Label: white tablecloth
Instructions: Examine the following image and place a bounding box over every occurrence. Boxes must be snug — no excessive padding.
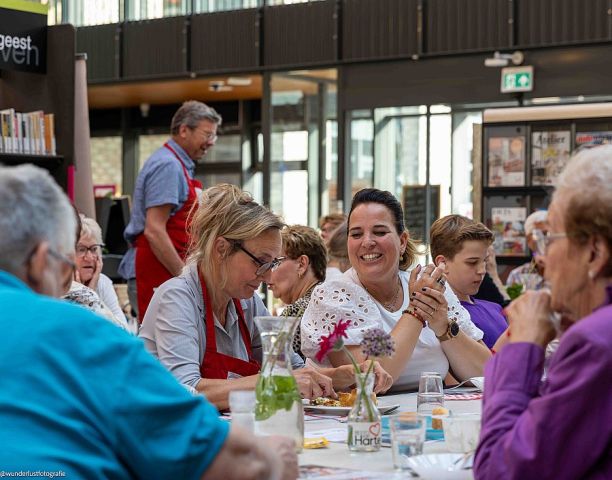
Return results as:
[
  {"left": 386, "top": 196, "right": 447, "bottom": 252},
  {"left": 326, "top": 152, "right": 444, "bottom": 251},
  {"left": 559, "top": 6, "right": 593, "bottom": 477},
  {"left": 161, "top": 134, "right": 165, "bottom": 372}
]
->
[{"left": 300, "top": 391, "right": 481, "bottom": 476}]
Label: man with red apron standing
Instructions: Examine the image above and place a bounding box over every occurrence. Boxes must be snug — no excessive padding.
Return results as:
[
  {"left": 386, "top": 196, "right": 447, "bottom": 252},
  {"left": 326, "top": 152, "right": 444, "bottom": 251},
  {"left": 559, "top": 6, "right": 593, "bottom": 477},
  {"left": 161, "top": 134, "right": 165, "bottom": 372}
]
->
[{"left": 118, "top": 101, "right": 222, "bottom": 322}]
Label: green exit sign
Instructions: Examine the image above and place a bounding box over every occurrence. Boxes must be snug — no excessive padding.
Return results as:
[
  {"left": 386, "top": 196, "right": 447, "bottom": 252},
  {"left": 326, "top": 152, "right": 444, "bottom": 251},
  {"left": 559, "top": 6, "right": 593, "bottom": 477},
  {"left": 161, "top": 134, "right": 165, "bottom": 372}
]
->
[{"left": 501, "top": 66, "right": 534, "bottom": 93}]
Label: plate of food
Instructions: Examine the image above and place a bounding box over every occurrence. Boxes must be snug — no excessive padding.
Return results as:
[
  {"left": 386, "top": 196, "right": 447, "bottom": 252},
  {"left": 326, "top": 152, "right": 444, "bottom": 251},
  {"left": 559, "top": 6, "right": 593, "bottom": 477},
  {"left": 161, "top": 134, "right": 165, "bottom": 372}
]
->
[{"left": 303, "top": 391, "right": 399, "bottom": 415}]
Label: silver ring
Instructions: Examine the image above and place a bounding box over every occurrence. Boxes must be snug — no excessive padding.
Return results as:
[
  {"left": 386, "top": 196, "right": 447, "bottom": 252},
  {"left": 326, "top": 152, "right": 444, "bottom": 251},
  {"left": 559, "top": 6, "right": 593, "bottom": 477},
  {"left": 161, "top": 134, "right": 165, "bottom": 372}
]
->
[{"left": 436, "top": 277, "right": 446, "bottom": 287}]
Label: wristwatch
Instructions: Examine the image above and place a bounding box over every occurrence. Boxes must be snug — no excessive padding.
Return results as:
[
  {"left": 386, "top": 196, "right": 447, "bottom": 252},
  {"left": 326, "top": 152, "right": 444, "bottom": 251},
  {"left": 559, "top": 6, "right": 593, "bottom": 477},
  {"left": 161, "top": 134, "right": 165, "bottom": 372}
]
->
[{"left": 436, "top": 319, "right": 460, "bottom": 342}]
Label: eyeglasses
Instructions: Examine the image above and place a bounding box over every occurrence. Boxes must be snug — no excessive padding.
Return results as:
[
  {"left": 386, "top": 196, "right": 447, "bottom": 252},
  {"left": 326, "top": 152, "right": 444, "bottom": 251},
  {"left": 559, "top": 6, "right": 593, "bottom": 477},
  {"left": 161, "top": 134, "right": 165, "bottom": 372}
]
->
[
  {"left": 75, "top": 244, "right": 104, "bottom": 257},
  {"left": 228, "top": 240, "right": 285, "bottom": 276},
  {"left": 190, "top": 127, "right": 218, "bottom": 143},
  {"left": 532, "top": 229, "right": 567, "bottom": 256}
]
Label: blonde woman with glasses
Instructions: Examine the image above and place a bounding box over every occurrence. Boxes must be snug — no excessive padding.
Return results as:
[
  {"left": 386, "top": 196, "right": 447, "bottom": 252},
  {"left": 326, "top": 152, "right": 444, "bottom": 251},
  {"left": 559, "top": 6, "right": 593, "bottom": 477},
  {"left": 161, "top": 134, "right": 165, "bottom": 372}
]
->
[{"left": 140, "top": 184, "right": 359, "bottom": 410}]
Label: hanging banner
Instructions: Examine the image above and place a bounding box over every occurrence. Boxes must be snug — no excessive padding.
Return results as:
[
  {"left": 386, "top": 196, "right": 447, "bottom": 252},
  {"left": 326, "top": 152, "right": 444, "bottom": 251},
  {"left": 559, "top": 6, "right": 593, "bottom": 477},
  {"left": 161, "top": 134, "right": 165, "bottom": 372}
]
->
[{"left": 0, "top": 0, "right": 48, "bottom": 73}]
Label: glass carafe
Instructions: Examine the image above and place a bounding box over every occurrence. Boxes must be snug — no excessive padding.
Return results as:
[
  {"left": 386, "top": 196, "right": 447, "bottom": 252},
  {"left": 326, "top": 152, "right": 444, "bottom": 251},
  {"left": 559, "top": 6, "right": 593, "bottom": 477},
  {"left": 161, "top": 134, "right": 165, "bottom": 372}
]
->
[
  {"left": 347, "top": 372, "right": 381, "bottom": 452},
  {"left": 253, "top": 315, "right": 304, "bottom": 452}
]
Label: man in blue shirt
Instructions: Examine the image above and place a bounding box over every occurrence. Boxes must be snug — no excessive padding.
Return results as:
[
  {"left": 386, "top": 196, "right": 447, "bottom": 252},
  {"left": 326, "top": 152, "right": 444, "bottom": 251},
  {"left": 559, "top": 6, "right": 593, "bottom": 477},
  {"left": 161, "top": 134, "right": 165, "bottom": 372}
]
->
[
  {"left": 0, "top": 165, "right": 297, "bottom": 480},
  {"left": 119, "top": 100, "right": 221, "bottom": 320}
]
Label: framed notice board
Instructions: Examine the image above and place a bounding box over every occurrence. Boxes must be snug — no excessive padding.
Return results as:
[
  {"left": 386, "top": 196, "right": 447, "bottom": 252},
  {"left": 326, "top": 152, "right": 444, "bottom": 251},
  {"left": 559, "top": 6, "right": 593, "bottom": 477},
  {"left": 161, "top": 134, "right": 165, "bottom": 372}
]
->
[{"left": 402, "top": 184, "right": 440, "bottom": 243}]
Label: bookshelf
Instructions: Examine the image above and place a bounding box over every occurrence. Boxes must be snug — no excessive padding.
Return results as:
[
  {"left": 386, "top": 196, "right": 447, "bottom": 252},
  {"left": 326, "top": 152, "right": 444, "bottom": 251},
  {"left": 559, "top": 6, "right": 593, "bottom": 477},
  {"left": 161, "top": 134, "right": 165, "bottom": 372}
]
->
[{"left": 0, "top": 24, "right": 75, "bottom": 190}]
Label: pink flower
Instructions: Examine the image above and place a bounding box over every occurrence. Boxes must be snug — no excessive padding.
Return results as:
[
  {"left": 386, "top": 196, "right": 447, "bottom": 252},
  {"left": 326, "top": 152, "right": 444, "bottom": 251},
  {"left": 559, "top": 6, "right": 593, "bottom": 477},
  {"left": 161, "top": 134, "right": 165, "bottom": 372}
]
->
[{"left": 316, "top": 319, "right": 351, "bottom": 362}]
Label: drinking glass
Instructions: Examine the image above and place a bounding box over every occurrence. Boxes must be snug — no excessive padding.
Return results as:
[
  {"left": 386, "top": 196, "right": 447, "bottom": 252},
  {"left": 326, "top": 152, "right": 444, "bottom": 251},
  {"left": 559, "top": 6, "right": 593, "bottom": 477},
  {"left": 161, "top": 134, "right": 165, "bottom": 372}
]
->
[
  {"left": 390, "top": 414, "right": 426, "bottom": 470},
  {"left": 518, "top": 273, "right": 540, "bottom": 292},
  {"left": 229, "top": 390, "right": 256, "bottom": 433},
  {"left": 442, "top": 413, "right": 482, "bottom": 453},
  {"left": 416, "top": 372, "right": 444, "bottom": 414}
]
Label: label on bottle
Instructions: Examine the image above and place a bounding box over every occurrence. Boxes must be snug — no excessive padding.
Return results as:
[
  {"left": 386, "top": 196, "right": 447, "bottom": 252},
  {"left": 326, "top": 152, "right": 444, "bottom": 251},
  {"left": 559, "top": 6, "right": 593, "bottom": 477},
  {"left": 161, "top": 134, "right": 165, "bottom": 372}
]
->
[{"left": 347, "top": 421, "right": 381, "bottom": 449}]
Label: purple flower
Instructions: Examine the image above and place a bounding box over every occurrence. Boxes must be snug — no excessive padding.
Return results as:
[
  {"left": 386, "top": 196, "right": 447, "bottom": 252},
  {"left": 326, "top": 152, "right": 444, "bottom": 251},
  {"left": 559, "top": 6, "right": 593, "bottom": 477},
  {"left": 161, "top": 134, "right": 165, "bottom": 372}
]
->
[{"left": 360, "top": 328, "right": 395, "bottom": 358}]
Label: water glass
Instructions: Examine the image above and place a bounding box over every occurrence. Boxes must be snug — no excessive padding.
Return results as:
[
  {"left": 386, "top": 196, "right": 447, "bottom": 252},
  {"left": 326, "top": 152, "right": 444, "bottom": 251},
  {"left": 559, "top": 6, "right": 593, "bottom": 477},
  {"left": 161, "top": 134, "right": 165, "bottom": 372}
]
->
[
  {"left": 390, "top": 414, "right": 426, "bottom": 470},
  {"left": 229, "top": 390, "right": 256, "bottom": 432},
  {"left": 442, "top": 413, "right": 482, "bottom": 453},
  {"left": 519, "top": 273, "right": 541, "bottom": 292},
  {"left": 417, "top": 372, "right": 444, "bottom": 414}
]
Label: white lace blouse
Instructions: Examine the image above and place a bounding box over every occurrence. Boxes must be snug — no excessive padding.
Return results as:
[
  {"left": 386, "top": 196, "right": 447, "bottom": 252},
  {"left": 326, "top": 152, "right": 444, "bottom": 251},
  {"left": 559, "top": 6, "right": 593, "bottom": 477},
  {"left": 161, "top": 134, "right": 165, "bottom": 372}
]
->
[{"left": 301, "top": 268, "right": 483, "bottom": 391}]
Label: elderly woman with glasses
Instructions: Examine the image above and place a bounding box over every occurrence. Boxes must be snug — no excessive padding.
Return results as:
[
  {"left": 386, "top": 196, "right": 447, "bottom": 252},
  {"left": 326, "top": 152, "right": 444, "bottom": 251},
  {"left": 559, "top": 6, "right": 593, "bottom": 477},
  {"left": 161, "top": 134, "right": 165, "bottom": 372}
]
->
[
  {"left": 73, "top": 215, "right": 128, "bottom": 325},
  {"left": 140, "top": 184, "right": 347, "bottom": 410},
  {"left": 474, "top": 146, "right": 612, "bottom": 480},
  {"left": 62, "top": 213, "right": 134, "bottom": 332},
  {"left": 505, "top": 210, "right": 549, "bottom": 291}
]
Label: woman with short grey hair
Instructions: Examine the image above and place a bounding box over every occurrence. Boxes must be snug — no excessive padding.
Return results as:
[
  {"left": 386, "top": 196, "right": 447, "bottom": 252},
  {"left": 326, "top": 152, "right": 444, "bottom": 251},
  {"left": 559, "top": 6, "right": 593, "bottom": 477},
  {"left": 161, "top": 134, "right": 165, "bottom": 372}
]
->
[
  {"left": 76, "top": 215, "right": 129, "bottom": 327},
  {"left": 474, "top": 145, "right": 612, "bottom": 479}
]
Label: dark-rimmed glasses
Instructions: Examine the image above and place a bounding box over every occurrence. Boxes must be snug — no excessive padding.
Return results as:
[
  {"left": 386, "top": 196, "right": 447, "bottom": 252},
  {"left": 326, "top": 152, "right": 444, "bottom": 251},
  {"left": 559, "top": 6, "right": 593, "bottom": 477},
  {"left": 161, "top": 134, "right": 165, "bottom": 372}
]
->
[
  {"left": 75, "top": 243, "right": 104, "bottom": 257},
  {"left": 228, "top": 240, "right": 285, "bottom": 276},
  {"left": 532, "top": 229, "right": 567, "bottom": 256}
]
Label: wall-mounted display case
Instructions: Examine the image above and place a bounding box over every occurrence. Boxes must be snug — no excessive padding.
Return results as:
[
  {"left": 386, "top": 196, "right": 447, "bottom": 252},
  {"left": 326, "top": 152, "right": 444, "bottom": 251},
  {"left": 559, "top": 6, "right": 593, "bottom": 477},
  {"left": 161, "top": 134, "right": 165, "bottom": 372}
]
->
[{"left": 481, "top": 103, "right": 612, "bottom": 276}]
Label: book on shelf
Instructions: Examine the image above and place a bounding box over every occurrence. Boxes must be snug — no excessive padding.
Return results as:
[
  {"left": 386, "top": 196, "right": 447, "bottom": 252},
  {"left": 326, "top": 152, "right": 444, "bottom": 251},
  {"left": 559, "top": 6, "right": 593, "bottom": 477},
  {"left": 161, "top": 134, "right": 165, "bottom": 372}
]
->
[
  {"left": 531, "top": 130, "right": 571, "bottom": 186},
  {"left": 0, "top": 108, "right": 56, "bottom": 156},
  {"left": 487, "top": 135, "right": 526, "bottom": 187},
  {"left": 491, "top": 207, "right": 527, "bottom": 256}
]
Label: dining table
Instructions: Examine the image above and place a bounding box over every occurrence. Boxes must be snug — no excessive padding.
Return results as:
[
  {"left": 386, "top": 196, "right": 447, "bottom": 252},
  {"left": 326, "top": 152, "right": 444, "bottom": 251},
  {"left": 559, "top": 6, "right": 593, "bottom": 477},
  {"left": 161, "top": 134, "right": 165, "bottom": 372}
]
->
[{"left": 299, "top": 389, "right": 482, "bottom": 478}]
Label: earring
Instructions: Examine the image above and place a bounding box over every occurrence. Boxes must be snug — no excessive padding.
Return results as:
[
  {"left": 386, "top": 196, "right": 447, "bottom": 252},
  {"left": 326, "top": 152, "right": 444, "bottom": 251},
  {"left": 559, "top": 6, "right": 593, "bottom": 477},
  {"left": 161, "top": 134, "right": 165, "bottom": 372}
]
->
[
  {"left": 298, "top": 271, "right": 304, "bottom": 279},
  {"left": 588, "top": 270, "right": 596, "bottom": 280}
]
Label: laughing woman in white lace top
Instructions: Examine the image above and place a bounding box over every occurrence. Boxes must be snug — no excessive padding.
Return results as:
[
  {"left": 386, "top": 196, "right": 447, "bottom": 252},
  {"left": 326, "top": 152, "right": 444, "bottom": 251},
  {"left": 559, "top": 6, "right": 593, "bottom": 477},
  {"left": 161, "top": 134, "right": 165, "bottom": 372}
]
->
[{"left": 301, "top": 188, "right": 491, "bottom": 391}]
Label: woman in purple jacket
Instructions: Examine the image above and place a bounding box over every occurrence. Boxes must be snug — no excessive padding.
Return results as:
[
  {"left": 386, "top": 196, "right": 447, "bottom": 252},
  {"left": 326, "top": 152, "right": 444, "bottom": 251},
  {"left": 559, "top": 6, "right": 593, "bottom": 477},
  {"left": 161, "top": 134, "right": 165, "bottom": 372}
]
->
[{"left": 474, "top": 145, "right": 612, "bottom": 480}]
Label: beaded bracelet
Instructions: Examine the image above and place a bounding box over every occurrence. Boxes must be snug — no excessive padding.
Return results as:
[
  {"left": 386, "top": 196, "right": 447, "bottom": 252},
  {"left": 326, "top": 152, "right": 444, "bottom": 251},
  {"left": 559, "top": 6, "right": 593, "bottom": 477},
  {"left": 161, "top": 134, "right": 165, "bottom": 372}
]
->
[{"left": 402, "top": 307, "right": 426, "bottom": 328}]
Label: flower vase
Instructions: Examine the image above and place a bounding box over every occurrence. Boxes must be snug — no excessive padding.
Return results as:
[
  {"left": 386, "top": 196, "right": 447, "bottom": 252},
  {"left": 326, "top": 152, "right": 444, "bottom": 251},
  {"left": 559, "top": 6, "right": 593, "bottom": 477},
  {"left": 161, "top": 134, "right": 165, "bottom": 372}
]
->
[
  {"left": 253, "top": 316, "right": 304, "bottom": 452},
  {"left": 347, "top": 372, "right": 381, "bottom": 452}
]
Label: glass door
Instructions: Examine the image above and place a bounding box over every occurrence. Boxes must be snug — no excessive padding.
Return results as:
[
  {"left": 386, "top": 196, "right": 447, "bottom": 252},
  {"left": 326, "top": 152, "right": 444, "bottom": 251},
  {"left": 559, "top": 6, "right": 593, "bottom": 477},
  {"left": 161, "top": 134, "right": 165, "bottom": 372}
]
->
[
  {"left": 266, "top": 69, "right": 337, "bottom": 227},
  {"left": 346, "top": 104, "right": 476, "bottom": 248}
]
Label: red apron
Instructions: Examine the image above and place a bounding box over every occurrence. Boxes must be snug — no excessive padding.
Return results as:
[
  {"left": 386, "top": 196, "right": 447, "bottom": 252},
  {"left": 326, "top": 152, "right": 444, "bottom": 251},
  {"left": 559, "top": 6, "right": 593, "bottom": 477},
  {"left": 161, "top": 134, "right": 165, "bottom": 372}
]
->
[
  {"left": 198, "top": 270, "right": 261, "bottom": 379},
  {"left": 134, "top": 142, "right": 202, "bottom": 322}
]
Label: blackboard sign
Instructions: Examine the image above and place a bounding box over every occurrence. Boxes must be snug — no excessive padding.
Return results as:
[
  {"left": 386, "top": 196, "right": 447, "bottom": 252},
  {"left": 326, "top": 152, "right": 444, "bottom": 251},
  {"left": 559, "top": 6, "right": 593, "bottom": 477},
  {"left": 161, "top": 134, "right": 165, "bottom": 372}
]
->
[
  {"left": 0, "top": 2, "right": 47, "bottom": 74},
  {"left": 402, "top": 185, "right": 440, "bottom": 242}
]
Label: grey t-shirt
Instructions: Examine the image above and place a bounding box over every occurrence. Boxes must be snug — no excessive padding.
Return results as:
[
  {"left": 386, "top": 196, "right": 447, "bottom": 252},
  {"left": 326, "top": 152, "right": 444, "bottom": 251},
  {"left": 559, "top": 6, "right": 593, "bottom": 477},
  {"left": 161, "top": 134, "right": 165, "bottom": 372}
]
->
[{"left": 139, "top": 263, "right": 303, "bottom": 388}]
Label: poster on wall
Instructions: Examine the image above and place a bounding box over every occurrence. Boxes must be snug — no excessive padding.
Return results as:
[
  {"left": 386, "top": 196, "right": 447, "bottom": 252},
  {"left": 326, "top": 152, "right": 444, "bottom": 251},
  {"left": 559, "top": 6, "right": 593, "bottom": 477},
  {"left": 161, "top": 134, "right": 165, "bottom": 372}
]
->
[
  {"left": 487, "top": 136, "right": 525, "bottom": 186},
  {"left": 531, "top": 131, "right": 571, "bottom": 186},
  {"left": 491, "top": 207, "right": 527, "bottom": 256},
  {"left": 575, "top": 131, "right": 612, "bottom": 149}
]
